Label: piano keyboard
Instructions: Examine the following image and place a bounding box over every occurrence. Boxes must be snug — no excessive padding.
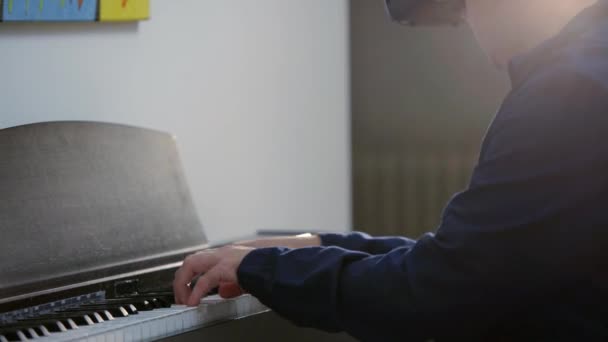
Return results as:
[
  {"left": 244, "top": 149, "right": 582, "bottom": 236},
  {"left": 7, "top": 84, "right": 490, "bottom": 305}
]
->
[{"left": 0, "top": 295, "right": 267, "bottom": 342}]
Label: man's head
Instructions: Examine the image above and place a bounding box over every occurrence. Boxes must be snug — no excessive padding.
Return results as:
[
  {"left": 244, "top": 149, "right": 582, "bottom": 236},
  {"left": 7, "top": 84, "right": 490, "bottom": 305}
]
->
[
  {"left": 387, "top": 0, "right": 598, "bottom": 68},
  {"left": 464, "top": 0, "right": 597, "bottom": 68}
]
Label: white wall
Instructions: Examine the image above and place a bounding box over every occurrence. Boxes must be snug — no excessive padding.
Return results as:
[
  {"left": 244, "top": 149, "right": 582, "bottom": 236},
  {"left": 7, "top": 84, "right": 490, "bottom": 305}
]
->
[{"left": 0, "top": 0, "right": 351, "bottom": 243}]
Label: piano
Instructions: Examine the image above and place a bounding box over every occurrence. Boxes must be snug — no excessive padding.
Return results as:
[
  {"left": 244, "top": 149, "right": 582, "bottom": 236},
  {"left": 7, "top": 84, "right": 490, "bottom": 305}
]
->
[{"left": 0, "top": 122, "right": 355, "bottom": 342}]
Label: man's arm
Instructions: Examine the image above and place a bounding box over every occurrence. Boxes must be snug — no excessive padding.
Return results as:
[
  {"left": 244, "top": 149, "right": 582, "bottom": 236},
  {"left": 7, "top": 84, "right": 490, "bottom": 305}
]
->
[
  {"left": 319, "top": 231, "right": 416, "bottom": 254},
  {"left": 175, "top": 67, "right": 608, "bottom": 340},
  {"left": 237, "top": 231, "right": 416, "bottom": 255}
]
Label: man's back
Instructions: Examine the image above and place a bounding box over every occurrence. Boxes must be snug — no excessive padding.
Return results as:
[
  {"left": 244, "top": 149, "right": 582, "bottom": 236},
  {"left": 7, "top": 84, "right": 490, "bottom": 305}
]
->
[{"left": 454, "top": 3, "right": 608, "bottom": 337}]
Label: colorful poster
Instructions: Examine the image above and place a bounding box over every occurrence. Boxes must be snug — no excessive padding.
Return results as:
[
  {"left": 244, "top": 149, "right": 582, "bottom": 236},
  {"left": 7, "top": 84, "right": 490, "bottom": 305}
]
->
[
  {"left": 2, "top": 0, "right": 97, "bottom": 21},
  {"left": 99, "top": 0, "right": 149, "bottom": 22}
]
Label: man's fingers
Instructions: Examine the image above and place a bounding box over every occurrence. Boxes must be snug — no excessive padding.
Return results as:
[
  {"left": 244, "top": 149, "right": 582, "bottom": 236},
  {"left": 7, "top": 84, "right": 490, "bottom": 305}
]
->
[
  {"left": 173, "top": 267, "right": 194, "bottom": 305},
  {"left": 218, "top": 282, "right": 244, "bottom": 298},
  {"left": 173, "top": 246, "right": 252, "bottom": 305},
  {"left": 173, "top": 251, "right": 219, "bottom": 304},
  {"left": 187, "top": 268, "right": 221, "bottom": 306}
]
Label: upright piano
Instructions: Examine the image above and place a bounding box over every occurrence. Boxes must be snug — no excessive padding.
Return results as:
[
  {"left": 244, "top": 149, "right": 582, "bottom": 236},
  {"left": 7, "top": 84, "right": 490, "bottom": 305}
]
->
[{"left": 0, "top": 122, "right": 354, "bottom": 342}]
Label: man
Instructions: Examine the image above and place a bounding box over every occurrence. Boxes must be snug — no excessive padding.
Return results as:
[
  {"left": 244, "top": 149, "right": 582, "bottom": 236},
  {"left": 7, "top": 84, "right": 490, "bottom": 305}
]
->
[{"left": 174, "top": 0, "right": 608, "bottom": 340}]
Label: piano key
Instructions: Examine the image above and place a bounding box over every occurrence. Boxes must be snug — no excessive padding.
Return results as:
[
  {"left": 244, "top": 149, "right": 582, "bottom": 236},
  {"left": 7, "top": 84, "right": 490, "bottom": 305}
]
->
[
  {"left": 32, "top": 320, "right": 67, "bottom": 333},
  {"left": 24, "top": 329, "right": 38, "bottom": 339},
  {"left": 0, "top": 329, "right": 27, "bottom": 342},
  {"left": 1, "top": 322, "right": 51, "bottom": 337},
  {"left": 95, "top": 311, "right": 114, "bottom": 321},
  {"left": 129, "top": 291, "right": 173, "bottom": 297},
  {"left": 56, "top": 309, "right": 114, "bottom": 322},
  {"left": 123, "top": 293, "right": 176, "bottom": 305},
  {"left": 0, "top": 335, "right": 8, "bottom": 342},
  {"left": 54, "top": 319, "right": 78, "bottom": 330},
  {"left": 147, "top": 298, "right": 170, "bottom": 309},
  {"left": 81, "top": 304, "right": 137, "bottom": 316},
  {"left": 76, "top": 310, "right": 114, "bottom": 323},
  {"left": 4, "top": 321, "right": 64, "bottom": 336},
  {"left": 35, "top": 313, "right": 98, "bottom": 326},
  {"left": 49, "top": 309, "right": 108, "bottom": 324},
  {"left": 34, "top": 325, "right": 51, "bottom": 336},
  {"left": 18, "top": 318, "right": 78, "bottom": 330},
  {"left": 63, "top": 306, "right": 129, "bottom": 319},
  {"left": 96, "top": 299, "right": 154, "bottom": 311},
  {"left": 110, "top": 296, "right": 172, "bottom": 308}
]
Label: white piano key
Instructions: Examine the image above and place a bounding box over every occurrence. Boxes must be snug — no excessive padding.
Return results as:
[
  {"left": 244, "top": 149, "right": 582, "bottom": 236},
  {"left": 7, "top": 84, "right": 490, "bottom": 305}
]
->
[
  {"left": 95, "top": 334, "right": 105, "bottom": 342},
  {"left": 140, "top": 322, "right": 150, "bottom": 341},
  {"left": 115, "top": 330, "right": 124, "bottom": 342},
  {"left": 123, "top": 328, "right": 132, "bottom": 342}
]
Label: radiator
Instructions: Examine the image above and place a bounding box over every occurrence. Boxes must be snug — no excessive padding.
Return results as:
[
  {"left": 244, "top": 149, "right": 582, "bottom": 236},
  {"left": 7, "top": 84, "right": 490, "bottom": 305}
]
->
[{"left": 353, "top": 148, "right": 478, "bottom": 238}]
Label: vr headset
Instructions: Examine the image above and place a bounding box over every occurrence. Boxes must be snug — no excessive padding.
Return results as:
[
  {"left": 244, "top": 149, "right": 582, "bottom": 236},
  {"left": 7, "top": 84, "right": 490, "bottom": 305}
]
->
[{"left": 385, "top": 0, "right": 466, "bottom": 26}]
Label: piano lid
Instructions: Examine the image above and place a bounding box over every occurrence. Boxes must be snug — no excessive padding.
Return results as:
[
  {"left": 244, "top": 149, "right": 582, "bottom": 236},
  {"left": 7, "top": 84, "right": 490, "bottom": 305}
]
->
[{"left": 0, "top": 121, "right": 207, "bottom": 303}]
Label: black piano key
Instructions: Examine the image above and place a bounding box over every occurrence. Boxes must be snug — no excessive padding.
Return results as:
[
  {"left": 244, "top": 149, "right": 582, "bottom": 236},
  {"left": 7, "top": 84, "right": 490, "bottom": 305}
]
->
[
  {"left": 11, "top": 320, "right": 63, "bottom": 334},
  {"left": 23, "top": 328, "right": 38, "bottom": 339},
  {"left": 21, "top": 320, "right": 67, "bottom": 333},
  {"left": 1, "top": 323, "right": 49, "bottom": 337},
  {"left": 82, "top": 303, "right": 137, "bottom": 315},
  {"left": 138, "top": 287, "right": 218, "bottom": 298},
  {"left": 76, "top": 305, "right": 130, "bottom": 318},
  {"left": 130, "top": 299, "right": 157, "bottom": 310},
  {"left": 0, "top": 329, "right": 27, "bottom": 342},
  {"left": 33, "top": 312, "right": 96, "bottom": 326},
  {"left": 138, "top": 296, "right": 174, "bottom": 307},
  {"left": 39, "top": 311, "right": 96, "bottom": 326},
  {"left": 55, "top": 309, "right": 113, "bottom": 322},
  {"left": 0, "top": 322, "right": 56, "bottom": 340},
  {"left": 138, "top": 296, "right": 175, "bottom": 305},
  {"left": 48, "top": 321, "right": 67, "bottom": 333},
  {"left": 133, "top": 291, "right": 174, "bottom": 297},
  {"left": 17, "top": 317, "right": 79, "bottom": 330},
  {"left": 94, "top": 311, "right": 114, "bottom": 321},
  {"left": 32, "top": 325, "right": 50, "bottom": 337},
  {"left": 69, "top": 315, "right": 95, "bottom": 326},
  {"left": 147, "top": 298, "right": 170, "bottom": 309},
  {"left": 58, "top": 319, "right": 78, "bottom": 330},
  {"left": 91, "top": 298, "right": 155, "bottom": 311}
]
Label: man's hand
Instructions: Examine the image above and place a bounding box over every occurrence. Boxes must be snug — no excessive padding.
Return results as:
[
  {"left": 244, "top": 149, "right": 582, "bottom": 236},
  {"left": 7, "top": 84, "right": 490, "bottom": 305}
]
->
[{"left": 173, "top": 245, "right": 255, "bottom": 306}]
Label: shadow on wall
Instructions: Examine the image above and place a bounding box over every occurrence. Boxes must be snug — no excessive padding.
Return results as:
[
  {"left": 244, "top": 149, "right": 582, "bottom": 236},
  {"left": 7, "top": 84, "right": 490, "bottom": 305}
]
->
[{"left": 354, "top": 146, "right": 479, "bottom": 238}]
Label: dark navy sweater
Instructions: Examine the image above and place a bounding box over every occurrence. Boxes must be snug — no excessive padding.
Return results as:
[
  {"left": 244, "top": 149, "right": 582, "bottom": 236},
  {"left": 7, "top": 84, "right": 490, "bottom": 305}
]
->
[{"left": 238, "top": 2, "right": 608, "bottom": 340}]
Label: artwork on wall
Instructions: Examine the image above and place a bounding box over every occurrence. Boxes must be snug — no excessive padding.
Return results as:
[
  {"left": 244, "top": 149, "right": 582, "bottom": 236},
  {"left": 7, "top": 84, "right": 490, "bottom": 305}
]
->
[
  {"left": 0, "top": 0, "right": 149, "bottom": 22},
  {"left": 99, "top": 0, "right": 148, "bottom": 22}
]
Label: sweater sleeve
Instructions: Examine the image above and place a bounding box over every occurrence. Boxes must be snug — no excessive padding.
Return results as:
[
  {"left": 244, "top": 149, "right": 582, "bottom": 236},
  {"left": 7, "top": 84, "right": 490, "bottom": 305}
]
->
[{"left": 319, "top": 231, "right": 416, "bottom": 254}]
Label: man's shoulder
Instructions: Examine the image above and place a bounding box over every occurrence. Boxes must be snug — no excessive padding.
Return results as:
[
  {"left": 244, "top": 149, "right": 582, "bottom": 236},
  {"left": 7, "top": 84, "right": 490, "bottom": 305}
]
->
[
  {"left": 506, "top": 46, "right": 608, "bottom": 124},
  {"left": 519, "top": 25, "right": 608, "bottom": 101},
  {"left": 486, "top": 37, "right": 608, "bottom": 159}
]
